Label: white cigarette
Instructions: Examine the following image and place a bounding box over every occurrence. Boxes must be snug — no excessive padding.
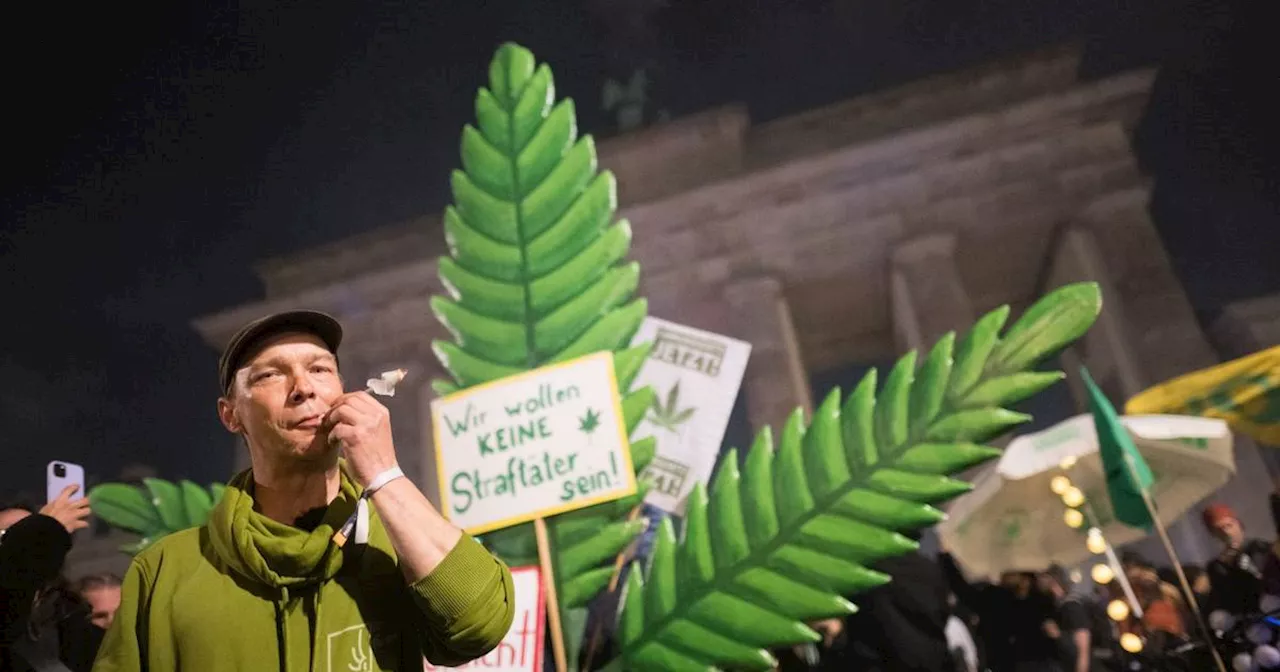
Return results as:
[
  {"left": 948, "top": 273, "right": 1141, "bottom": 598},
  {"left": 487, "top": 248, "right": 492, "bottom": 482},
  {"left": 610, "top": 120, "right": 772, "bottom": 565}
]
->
[{"left": 366, "top": 368, "right": 408, "bottom": 397}]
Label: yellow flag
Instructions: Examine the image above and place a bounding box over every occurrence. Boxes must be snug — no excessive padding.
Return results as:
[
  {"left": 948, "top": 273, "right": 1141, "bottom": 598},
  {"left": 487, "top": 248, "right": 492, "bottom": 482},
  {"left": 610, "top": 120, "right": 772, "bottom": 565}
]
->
[{"left": 1125, "top": 345, "right": 1280, "bottom": 446}]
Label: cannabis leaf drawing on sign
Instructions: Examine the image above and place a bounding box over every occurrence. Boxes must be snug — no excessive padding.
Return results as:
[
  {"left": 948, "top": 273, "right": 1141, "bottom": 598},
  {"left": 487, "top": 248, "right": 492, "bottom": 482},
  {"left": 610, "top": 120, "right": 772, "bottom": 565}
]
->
[
  {"left": 578, "top": 408, "right": 602, "bottom": 442},
  {"left": 648, "top": 381, "right": 697, "bottom": 434}
]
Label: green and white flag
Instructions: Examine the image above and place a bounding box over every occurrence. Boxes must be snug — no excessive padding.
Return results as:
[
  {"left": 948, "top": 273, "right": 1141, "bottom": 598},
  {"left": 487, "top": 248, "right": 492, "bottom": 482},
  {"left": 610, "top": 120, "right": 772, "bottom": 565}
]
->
[{"left": 1082, "top": 368, "right": 1155, "bottom": 529}]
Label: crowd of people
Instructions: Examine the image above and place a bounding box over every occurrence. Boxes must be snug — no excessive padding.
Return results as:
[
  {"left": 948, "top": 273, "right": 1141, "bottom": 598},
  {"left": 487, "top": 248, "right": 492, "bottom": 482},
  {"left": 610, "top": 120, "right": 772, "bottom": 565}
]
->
[{"left": 769, "top": 493, "right": 1280, "bottom": 672}]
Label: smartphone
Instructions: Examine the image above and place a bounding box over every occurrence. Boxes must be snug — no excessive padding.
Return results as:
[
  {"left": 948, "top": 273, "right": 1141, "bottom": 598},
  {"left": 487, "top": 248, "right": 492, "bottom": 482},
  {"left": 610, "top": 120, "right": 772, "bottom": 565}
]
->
[{"left": 47, "top": 461, "right": 85, "bottom": 504}]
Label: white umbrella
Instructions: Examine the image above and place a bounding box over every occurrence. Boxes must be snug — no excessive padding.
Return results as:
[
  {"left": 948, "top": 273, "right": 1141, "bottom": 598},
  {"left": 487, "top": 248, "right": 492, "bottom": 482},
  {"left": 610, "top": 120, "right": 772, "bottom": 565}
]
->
[{"left": 938, "top": 413, "right": 1234, "bottom": 578}]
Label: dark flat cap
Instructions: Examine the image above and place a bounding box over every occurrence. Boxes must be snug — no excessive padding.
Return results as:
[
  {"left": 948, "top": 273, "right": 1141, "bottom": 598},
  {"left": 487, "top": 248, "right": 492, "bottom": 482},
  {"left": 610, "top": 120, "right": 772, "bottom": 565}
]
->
[{"left": 218, "top": 310, "right": 343, "bottom": 393}]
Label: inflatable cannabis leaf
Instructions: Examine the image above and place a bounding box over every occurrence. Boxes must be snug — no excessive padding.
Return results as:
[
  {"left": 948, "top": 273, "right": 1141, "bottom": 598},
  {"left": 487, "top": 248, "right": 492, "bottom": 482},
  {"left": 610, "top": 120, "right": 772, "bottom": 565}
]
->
[
  {"left": 607, "top": 282, "right": 1102, "bottom": 671},
  {"left": 429, "top": 42, "right": 656, "bottom": 667},
  {"left": 89, "top": 479, "right": 227, "bottom": 554}
]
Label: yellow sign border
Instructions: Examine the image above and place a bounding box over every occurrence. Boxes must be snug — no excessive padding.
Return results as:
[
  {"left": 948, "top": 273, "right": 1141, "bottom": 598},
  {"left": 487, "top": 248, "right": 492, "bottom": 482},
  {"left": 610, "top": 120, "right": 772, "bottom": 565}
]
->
[{"left": 431, "top": 350, "right": 637, "bottom": 536}]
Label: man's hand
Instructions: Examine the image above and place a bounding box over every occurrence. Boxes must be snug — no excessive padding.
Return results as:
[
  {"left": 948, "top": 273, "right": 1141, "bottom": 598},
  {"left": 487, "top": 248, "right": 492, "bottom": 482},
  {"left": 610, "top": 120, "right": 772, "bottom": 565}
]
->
[
  {"left": 40, "top": 484, "right": 91, "bottom": 533},
  {"left": 323, "top": 391, "right": 399, "bottom": 487}
]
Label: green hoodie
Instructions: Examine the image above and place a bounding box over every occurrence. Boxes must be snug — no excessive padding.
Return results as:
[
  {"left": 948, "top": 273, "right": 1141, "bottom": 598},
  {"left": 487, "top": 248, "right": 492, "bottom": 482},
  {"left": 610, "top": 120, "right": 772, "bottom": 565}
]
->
[{"left": 92, "top": 468, "right": 515, "bottom": 672}]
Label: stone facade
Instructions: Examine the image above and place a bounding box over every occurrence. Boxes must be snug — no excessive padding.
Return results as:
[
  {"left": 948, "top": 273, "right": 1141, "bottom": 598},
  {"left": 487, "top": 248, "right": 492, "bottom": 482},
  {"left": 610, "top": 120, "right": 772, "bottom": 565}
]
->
[
  {"left": 1213, "top": 293, "right": 1280, "bottom": 358},
  {"left": 193, "top": 45, "right": 1273, "bottom": 563}
]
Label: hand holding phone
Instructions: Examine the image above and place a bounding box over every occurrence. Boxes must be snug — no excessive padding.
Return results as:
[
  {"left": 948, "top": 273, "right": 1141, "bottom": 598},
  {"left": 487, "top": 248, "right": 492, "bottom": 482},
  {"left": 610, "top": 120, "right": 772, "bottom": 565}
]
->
[
  {"left": 48, "top": 461, "right": 84, "bottom": 503},
  {"left": 45, "top": 461, "right": 91, "bottom": 534}
]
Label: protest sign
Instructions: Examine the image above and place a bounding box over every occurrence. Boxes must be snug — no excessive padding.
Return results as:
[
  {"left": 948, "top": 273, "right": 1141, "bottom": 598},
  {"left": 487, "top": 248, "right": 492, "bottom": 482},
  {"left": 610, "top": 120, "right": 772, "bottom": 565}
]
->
[
  {"left": 424, "top": 565, "right": 544, "bottom": 671},
  {"left": 629, "top": 317, "right": 751, "bottom": 515},
  {"left": 431, "top": 351, "right": 636, "bottom": 535}
]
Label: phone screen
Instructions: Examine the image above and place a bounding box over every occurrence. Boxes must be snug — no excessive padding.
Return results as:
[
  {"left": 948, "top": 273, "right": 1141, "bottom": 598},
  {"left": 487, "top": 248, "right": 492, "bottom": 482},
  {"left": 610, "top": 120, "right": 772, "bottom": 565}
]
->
[{"left": 47, "top": 461, "right": 86, "bottom": 504}]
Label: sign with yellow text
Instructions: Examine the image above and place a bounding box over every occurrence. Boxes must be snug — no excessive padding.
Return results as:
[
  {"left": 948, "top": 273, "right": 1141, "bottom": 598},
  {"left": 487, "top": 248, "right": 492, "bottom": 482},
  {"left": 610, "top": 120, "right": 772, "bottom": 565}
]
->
[
  {"left": 1126, "top": 345, "right": 1280, "bottom": 446},
  {"left": 431, "top": 351, "right": 635, "bottom": 534}
]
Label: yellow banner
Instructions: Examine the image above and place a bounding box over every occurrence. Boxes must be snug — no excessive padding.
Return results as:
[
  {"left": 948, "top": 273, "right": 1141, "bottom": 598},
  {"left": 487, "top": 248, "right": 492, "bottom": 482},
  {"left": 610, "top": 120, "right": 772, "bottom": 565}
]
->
[{"left": 1125, "top": 345, "right": 1280, "bottom": 446}]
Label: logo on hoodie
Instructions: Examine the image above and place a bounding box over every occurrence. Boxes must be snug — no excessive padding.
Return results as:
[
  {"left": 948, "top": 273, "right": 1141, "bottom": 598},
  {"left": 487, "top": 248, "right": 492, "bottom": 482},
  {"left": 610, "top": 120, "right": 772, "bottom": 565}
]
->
[
  {"left": 326, "top": 623, "right": 399, "bottom": 672},
  {"left": 326, "top": 624, "right": 372, "bottom": 672}
]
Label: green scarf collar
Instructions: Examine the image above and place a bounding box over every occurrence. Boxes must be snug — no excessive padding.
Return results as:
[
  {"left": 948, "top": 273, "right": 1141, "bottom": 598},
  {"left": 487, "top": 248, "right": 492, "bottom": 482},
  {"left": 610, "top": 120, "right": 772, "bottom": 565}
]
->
[{"left": 207, "top": 465, "right": 359, "bottom": 589}]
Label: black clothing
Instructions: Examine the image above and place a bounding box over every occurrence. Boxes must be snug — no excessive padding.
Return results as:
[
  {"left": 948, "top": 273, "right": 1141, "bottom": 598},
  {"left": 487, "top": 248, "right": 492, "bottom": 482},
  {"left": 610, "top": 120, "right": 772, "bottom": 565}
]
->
[
  {"left": 1207, "top": 539, "right": 1271, "bottom": 616},
  {"left": 1054, "top": 597, "right": 1102, "bottom": 672},
  {"left": 940, "top": 553, "right": 1059, "bottom": 672},
  {"left": 1210, "top": 494, "right": 1280, "bottom": 616},
  {"left": 840, "top": 552, "right": 954, "bottom": 672},
  {"left": 0, "top": 513, "right": 102, "bottom": 672}
]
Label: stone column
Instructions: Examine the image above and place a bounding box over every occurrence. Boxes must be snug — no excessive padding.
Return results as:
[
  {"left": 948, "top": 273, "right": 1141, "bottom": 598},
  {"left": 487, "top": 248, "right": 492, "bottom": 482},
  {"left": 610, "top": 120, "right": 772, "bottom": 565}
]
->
[
  {"left": 889, "top": 234, "right": 979, "bottom": 558},
  {"left": 724, "top": 275, "right": 813, "bottom": 434},
  {"left": 1045, "top": 227, "right": 1146, "bottom": 402},
  {"left": 1212, "top": 294, "right": 1280, "bottom": 361},
  {"left": 1045, "top": 224, "right": 1275, "bottom": 565},
  {"left": 890, "top": 233, "right": 976, "bottom": 352},
  {"left": 1211, "top": 294, "right": 1280, "bottom": 477}
]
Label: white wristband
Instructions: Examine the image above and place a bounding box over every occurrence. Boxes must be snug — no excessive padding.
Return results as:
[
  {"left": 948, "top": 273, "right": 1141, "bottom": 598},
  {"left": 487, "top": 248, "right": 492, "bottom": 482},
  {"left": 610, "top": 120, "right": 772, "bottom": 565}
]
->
[{"left": 362, "top": 466, "right": 405, "bottom": 498}]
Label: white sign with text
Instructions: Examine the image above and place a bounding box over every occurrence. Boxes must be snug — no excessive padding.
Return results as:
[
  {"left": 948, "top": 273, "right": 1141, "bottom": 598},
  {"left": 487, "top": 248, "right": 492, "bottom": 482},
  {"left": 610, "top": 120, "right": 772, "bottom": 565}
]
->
[
  {"left": 630, "top": 317, "right": 751, "bottom": 515},
  {"left": 431, "top": 351, "right": 636, "bottom": 534},
  {"left": 424, "top": 565, "right": 544, "bottom": 671}
]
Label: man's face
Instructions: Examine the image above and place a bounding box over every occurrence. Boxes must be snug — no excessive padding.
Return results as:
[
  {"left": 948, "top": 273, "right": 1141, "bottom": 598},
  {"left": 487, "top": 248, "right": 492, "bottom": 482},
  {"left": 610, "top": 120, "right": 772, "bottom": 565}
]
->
[
  {"left": 1213, "top": 517, "right": 1244, "bottom": 547},
  {"left": 217, "top": 332, "right": 344, "bottom": 463},
  {"left": 0, "top": 507, "right": 30, "bottom": 531},
  {"left": 82, "top": 585, "right": 121, "bottom": 630}
]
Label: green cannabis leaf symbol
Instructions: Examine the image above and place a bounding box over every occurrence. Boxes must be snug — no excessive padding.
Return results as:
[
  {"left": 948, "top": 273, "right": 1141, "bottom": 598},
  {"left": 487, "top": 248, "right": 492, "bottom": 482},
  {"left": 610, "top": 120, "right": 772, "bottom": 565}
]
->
[
  {"left": 647, "top": 381, "right": 697, "bottom": 433},
  {"left": 578, "top": 408, "right": 602, "bottom": 437}
]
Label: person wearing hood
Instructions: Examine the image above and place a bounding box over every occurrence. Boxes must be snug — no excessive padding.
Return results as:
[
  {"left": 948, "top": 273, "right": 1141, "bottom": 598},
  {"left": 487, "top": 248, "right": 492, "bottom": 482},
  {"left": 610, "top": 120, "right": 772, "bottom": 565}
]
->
[{"left": 92, "top": 311, "right": 515, "bottom": 672}]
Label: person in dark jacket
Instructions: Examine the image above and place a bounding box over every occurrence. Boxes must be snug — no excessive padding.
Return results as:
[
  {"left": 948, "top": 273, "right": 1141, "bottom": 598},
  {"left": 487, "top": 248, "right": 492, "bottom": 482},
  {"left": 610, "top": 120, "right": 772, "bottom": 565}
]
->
[
  {"left": 0, "top": 486, "right": 99, "bottom": 672},
  {"left": 838, "top": 545, "right": 955, "bottom": 672},
  {"left": 940, "top": 551, "right": 1061, "bottom": 672},
  {"left": 1203, "top": 502, "right": 1271, "bottom": 617}
]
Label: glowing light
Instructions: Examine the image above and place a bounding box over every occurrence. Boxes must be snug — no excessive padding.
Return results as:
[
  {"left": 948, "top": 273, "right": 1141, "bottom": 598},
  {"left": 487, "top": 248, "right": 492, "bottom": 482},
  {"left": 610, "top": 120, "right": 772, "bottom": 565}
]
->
[
  {"left": 1254, "top": 644, "right": 1280, "bottom": 669},
  {"left": 1050, "top": 475, "right": 1072, "bottom": 495},
  {"left": 1120, "top": 633, "right": 1143, "bottom": 653},
  {"left": 1092, "top": 564, "right": 1114, "bottom": 584},
  {"left": 1069, "top": 569, "right": 1083, "bottom": 584},
  {"left": 1062, "top": 487, "right": 1085, "bottom": 508},
  {"left": 1107, "top": 599, "right": 1131, "bottom": 622},
  {"left": 1060, "top": 455, "right": 1078, "bottom": 470},
  {"left": 1210, "top": 610, "right": 1237, "bottom": 632},
  {"left": 1064, "top": 509, "right": 1084, "bottom": 528},
  {"left": 1086, "top": 532, "right": 1107, "bottom": 555}
]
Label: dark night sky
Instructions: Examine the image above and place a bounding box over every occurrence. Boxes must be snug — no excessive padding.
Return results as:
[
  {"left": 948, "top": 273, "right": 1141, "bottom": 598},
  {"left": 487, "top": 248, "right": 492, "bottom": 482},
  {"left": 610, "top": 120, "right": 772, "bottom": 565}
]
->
[{"left": 1, "top": 0, "right": 1276, "bottom": 496}]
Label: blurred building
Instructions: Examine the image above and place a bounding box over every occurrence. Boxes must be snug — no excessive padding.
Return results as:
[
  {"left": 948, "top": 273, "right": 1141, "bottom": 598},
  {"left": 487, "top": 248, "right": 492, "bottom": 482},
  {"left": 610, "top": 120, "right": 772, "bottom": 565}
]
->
[{"left": 193, "top": 45, "right": 1275, "bottom": 565}]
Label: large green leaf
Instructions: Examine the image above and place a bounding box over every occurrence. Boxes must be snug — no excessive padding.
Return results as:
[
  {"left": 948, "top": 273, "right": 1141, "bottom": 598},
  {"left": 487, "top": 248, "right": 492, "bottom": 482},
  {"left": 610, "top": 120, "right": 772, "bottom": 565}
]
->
[
  {"left": 144, "top": 478, "right": 187, "bottom": 531},
  {"left": 179, "top": 480, "right": 215, "bottom": 527},
  {"left": 608, "top": 282, "right": 1102, "bottom": 671},
  {"left": 89, "top": 479, "right": 227, "bottom": 556},
  {"left": 88, "top": 483, "right": 165, "bottom": 536},
  {"left": 430, "top": 42, "right": 658, "bottom": 665}
]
